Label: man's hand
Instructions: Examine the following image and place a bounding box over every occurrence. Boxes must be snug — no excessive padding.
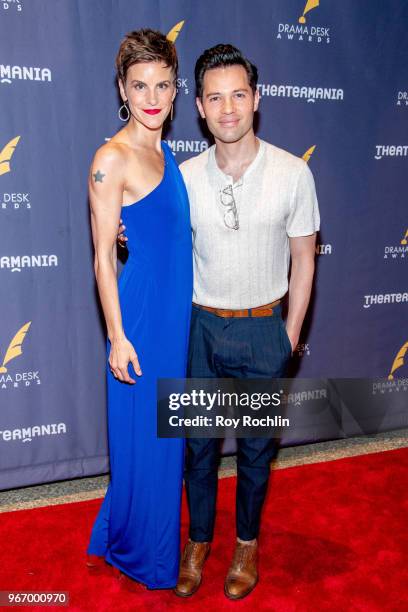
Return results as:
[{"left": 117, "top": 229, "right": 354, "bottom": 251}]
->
[
  {"left": 286, "top": 330, "right": 298, "bottom": 353},
  {"left": 117, "top": 217, "right": 128, "bottom": 248}
]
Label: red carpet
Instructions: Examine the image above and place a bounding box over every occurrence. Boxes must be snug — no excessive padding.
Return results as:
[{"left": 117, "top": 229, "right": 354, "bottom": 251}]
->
[{"left": 0, "top": 447, "right": 407, "bottom": 611}]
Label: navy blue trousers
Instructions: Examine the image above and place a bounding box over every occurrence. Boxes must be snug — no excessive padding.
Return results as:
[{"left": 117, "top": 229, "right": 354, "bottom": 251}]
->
[{"left": 184, "top": 304, "right": 292, "bottom": 541}]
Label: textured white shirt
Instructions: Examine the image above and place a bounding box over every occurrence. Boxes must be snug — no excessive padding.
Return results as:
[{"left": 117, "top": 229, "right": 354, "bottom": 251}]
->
[{"left": 180, "top": 138, "right": 320, "bottom": 309}]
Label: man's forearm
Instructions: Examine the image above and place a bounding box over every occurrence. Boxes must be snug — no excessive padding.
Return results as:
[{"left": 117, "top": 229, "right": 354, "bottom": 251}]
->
[{"left": 286, "top": 256, "right": 315, "bottom": 348}]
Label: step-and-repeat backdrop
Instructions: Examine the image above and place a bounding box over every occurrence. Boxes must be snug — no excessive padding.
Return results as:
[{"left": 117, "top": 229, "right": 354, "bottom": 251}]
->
[{"left": 0, "top": 0, "right": 407, "bottom": 488}]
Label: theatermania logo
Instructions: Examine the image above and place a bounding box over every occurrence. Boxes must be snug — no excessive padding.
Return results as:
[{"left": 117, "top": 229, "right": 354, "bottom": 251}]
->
[
  {"left": 316, "top": 244, "right": 331, "bottom": 255},
  {"left": 257, "top": 83, "right": 343, "bottom": 103},
  {"left": 0, "top": 255, "right": 58, "bottom": 272},
  {"left": 2, "top": 0, "right": 22, "bottom": 11},
  {"left": 363, "top": 292, "right": 408, "bottom": 309},
  {"left": 105, "top": 134, "right": 208, "bottom": 156},
  {"left": 0, "top": 422, "right": 67, "bottom": 443},
  {"left": 374, "top": 145, "right": 408, "bottom": 160},
  {"left": 0, "top": 322, "right": 41, "bottom": 390},
  {"left": 166, "top": 140, "right": 209, "bottom": 155},
  {"left": 281, "top": 387, "right": 327, "bottom": 406},
  {"left": 384, "top": 229, "right": 408, "bottom": 260},
  {"left": 0, "top": 64, "right": 51, "bottom": 85},
  {"left": 277, "top": 0, "right": 331, "bottom": 44},
  {"left": 0, "top": 136, "right": 32, "bottom": 211}
]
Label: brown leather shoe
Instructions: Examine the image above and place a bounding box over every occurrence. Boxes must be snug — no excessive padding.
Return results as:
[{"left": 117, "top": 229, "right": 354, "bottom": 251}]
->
[
  {"left": 174, "top": 540, "right": 211, "bottom": 597},
  {"left": 224, "top": 540, "right": 258, "bottom": 600}
]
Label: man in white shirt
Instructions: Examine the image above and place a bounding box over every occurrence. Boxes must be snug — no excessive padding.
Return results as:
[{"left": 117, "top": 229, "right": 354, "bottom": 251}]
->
[
  {"left": 177, "top": 44, "right": 319, "bottom": 601},
  {"left": 120, "top": 44, "right": 319, "bottom": 600}
]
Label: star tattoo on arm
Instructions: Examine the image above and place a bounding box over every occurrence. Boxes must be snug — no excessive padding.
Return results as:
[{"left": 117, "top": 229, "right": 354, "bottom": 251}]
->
[{"left": 93, "top": 169, "right": 105, "bottom": 183}]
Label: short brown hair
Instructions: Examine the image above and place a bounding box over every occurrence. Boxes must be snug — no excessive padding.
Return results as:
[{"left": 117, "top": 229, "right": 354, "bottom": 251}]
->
[{"left": 116, "top": 28, "right": 178, "bottom": 84}]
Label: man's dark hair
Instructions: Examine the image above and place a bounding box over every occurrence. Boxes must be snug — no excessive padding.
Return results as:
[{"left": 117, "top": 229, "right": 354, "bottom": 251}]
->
[{"left": 194, "top": 44, "right": 258, "bottom": 99}]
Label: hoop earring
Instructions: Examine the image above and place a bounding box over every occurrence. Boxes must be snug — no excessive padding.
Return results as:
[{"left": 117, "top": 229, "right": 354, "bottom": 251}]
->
[
  {"left": 118, "top": 101, "right": 130, "bottom": 122},
  {"left": 170, "top": 103, "right": 174, "bottom": 121}
]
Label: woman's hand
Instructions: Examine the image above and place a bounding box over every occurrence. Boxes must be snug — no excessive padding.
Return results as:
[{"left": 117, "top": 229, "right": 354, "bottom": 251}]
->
[
  {"left": 109, "top": 336, "right": 142, "bottom": 383},
  {"left": 117, "top": 218, "right": 128, "bottom": 248}
]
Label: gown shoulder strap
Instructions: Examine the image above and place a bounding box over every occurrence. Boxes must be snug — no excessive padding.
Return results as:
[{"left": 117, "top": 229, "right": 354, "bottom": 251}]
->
[{"left": 161, "top": 140, "right": 176, "bottom": 163}]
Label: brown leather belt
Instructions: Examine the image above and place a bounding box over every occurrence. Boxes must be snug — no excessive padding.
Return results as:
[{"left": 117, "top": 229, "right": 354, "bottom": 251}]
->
[{"left": 192, "top": 299, "right": 281, "bottom": 318}]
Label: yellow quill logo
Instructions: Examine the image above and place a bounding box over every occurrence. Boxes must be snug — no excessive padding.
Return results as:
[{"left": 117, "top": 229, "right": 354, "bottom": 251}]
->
[
  {"left": 302, "top": 145, "right": 316, "bottom": 163},
  {"left": 166, "top": 20, "right": 185, "bottom": 43},
  {"left": 0, "top": 322, "right": 31, "bottom": 374},
  {"left": 401, "top": 229, "right": 408, "bottom": 245},
  {"left": 388, "top": 341, "right": 408, "bottom": 380},
  {"left": 0, "top": 136, "right": 21, "bottom": 177},
  {"left": 299, "top": 0, "right": 320, "bottom": 24}
]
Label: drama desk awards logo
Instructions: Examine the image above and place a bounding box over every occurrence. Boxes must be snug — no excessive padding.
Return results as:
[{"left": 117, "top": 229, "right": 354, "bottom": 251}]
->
[
  {"left": 388, "top": 342, "right": 408, "bottom": 381},
  {"left": 167, "top": 20, "right": 189, "bottom": 94},
  {"left": 294, "top": 342, "right": 311, "bottom": 357},
  {"left": 166, "top": 20, "right": 184, "bottom": 42},
  {"left": 302, "top": 145, "right": 316, "bottom": 163},
  {"left": 2, "top": 0, "right": 22, "bottom": 11},
  {"left": 302, "top": 145, "right": 332, "bottom": 257},
  {"left": 396, "top": 91, "right": 408, "bottom": 107},
  {"left": 373, "top": 341, "right": 408, "bottom": 395},
  {"left": 0, "top": 136, "right": 32, "bottom": 211},
  {"left": 0, "top": 136, "right": 20, "bottom": 177},
  {"left": 373, "top": 342, "right": 408, "bottom": 395},
  {"left": 0, "top": 322, "right": 41, "bottom": 389},
  {"left": 299, "top": 0, "right": 319, "bottom": 23},
  {"left": 383, "top": 228, "right": 408, "bottom": 260},
  {"left": 277, "top": 0, "right": 331, "bottom": 44}
]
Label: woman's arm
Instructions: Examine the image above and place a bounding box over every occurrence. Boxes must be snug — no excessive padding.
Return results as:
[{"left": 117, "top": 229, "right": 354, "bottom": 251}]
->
[{"left": 89, "top": 145, "right": 141, "bottom": 383}]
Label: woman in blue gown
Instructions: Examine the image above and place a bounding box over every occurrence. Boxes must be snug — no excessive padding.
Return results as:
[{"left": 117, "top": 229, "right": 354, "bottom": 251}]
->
[{"left": 86, "top": 29, "right": 192, "bottom": 589}]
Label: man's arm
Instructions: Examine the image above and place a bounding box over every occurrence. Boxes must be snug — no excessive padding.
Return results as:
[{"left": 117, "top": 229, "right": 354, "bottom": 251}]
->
[{"left": 285, "top": 234, "right": 316, "bottom": 351}]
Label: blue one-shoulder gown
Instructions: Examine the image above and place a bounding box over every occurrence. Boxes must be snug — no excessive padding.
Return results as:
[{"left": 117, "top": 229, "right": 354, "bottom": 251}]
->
[{"left": 87, "top": 142, "right": 192, "bottom": 589}]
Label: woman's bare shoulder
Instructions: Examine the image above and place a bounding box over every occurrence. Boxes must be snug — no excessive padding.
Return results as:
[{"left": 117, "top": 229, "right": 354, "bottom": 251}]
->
[{"left": 91, "top": 140, "right": 128, "bottom": 172}]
